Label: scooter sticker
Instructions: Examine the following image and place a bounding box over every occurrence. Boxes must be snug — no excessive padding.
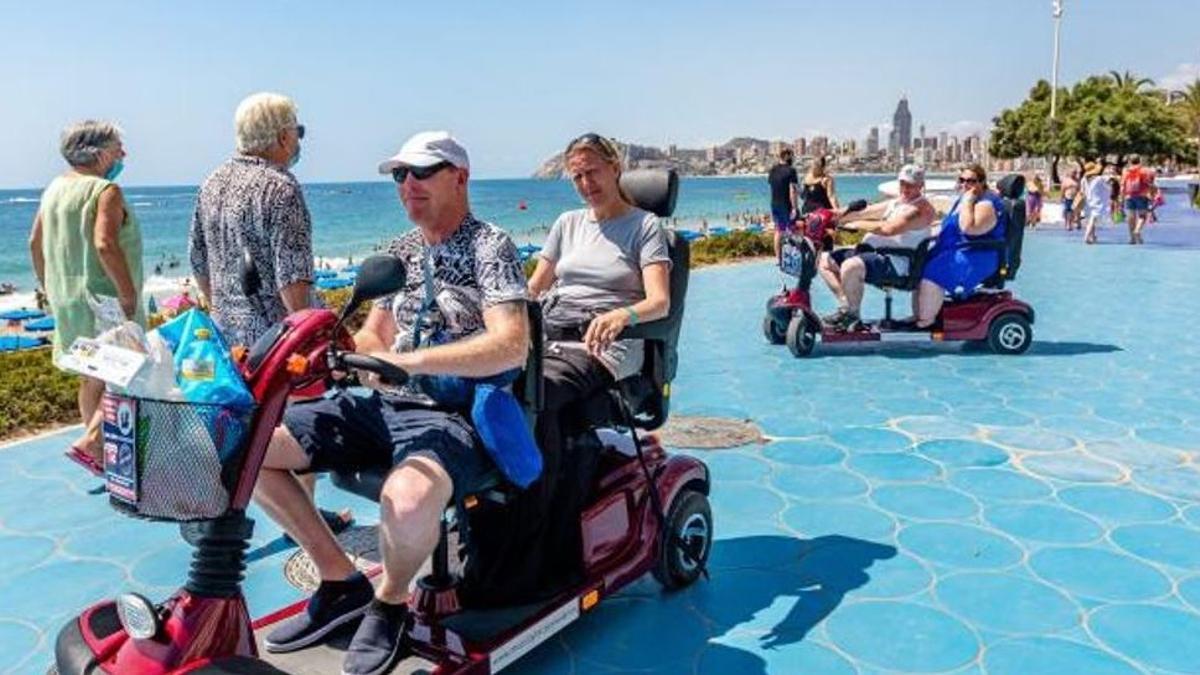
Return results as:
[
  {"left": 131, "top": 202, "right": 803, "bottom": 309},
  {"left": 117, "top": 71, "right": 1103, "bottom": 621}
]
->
[
  {"left": 103, "top": 396, "right": 138, "bottom": 504},
  {"left": 489, "top": 597, "right": 580, "bottom": 672}
]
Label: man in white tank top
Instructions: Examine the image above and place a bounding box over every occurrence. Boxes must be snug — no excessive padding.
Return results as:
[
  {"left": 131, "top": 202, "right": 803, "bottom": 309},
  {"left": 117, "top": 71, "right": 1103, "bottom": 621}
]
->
[{"left": 818, "top": 164, "right": 936, "bottom": 330}]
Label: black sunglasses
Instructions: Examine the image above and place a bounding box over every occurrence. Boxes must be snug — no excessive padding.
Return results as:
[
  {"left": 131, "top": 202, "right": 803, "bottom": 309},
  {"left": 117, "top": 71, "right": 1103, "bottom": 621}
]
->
[
  {"left": 957, "top": 176, "right": 979, "bottom": 185},
  {"left": 391, "top": 161, "right": 453, "bottom": 184},
  {"left": 296, "top": 124, "right": 305, "bottom": 140},
  {"left": 566, "top": 132, "right": 618, "bottom": 159}
]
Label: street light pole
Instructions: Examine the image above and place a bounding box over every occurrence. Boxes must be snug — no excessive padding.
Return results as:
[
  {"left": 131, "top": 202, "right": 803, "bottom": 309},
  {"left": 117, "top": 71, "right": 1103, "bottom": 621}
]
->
[{"left": 1050, "top": 0, "right": 1063, "bottom": 120}]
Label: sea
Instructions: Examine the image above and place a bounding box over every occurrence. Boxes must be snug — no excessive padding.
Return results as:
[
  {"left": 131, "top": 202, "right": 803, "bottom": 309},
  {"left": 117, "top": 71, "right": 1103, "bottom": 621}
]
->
[{"left": 0, "top": 175, "right": 890, "bottom": 309}]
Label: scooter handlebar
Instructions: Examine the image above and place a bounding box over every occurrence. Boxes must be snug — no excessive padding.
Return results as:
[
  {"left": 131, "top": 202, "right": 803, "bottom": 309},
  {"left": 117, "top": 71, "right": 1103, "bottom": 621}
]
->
[{"left": 338, "top": 352, "right": 410, "bottom": 387}]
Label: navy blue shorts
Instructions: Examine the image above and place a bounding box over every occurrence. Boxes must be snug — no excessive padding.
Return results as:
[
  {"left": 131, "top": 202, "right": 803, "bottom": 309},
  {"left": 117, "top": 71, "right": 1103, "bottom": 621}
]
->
[
  {"left": 771, "top": 206, "right": 795, "bottom": 231},
  {"left": 1124, "top": 195, "right": 1151, "bottom": 212},
  {"left": 283, "top": 388, "right": 492, "bottom": 500},
  {"left": 830, "top": 248, "right": 904, "bottom": 286}
]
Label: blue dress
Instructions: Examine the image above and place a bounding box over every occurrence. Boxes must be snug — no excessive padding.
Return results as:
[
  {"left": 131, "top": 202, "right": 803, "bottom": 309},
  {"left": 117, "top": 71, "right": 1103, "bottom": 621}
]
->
[{"left": 922, "top": 192, "right": 1007, "bottom": 296}]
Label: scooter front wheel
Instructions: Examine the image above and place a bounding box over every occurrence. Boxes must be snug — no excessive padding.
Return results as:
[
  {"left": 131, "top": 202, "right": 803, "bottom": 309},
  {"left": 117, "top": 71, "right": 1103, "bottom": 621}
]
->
[
  {"left": 786, "top": 316, "right": 817, "bottom": 357},
  {"left": 762, "top": 316, "right": 786, "bottom": 345},
  {"left": 986, "top": 312, "right": 1033, "bottom": 355}
]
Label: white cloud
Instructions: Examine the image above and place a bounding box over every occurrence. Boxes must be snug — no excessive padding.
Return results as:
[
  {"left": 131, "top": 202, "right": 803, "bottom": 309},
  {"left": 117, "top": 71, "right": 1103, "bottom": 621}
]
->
[
  {"left": 944, "top": 120, "right": 988, "bottom": 138},
  {"left": 1159, "top": 63, "right": 1200, "bottom": 92}
]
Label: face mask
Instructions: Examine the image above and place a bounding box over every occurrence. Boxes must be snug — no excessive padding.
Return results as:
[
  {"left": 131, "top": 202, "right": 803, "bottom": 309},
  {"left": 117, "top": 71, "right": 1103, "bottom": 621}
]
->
[
  {"left": 288, "top": 144, "right": 301, "bottom": 168},
  {"left": 104, "top": 159, "right": 124, "bottom": 181}
]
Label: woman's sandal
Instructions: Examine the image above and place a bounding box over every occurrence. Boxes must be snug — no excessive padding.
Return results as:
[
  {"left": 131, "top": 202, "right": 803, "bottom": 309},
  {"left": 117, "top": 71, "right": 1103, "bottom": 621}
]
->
[{"left": 65, "top": 445, "right": 104, "bottom": 477}]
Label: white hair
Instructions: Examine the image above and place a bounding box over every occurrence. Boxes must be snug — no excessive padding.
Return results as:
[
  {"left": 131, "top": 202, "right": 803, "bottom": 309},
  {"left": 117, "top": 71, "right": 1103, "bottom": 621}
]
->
[
  {"left": 60, "top": 120, "right": 123, "bottom": 167},
  {"left": 234, "top": 92, "right": 298, "bottom": 154}
]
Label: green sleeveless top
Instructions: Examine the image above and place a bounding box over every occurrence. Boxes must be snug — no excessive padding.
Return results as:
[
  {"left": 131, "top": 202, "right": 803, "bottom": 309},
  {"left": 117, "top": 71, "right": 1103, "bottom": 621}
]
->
[{"left": 38, "top": 174, "right": 144, "bottom": 362}]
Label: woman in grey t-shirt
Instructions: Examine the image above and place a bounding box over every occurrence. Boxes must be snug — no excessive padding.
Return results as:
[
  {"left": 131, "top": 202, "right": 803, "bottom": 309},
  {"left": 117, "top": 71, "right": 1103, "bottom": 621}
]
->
[{"left": 528, "top": 132, "right": 672, "bottom": 418}]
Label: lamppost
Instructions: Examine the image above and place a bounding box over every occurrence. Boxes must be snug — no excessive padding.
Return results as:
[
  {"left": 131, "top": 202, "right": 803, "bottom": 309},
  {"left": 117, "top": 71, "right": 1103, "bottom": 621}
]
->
[{"left": 1050, "top": 0, "right": 1064, "bottom": 186}]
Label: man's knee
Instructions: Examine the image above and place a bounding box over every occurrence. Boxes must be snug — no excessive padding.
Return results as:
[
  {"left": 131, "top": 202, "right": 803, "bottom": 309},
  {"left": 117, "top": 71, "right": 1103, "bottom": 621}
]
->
[
  {"left": 262, "top": 425, "right": 311, "bottom": 471},
  {"left": 380, "top": 455, "right": 453, "bottom": 522},
  {"left": 842, "top": 257, "right": 866, "bottom": 280}
]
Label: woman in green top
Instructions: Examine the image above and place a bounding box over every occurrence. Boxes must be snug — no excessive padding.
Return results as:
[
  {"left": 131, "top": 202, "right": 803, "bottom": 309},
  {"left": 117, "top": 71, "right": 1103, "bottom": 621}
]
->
[{"left": 28, "top": 120, "right": 144, "bottom": 474}]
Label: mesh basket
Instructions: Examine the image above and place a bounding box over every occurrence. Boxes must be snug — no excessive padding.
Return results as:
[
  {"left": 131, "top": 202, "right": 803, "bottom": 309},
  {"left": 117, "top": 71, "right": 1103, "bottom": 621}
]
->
[{"left": 102, "top": 393, "right": 254, "bottom": 522}]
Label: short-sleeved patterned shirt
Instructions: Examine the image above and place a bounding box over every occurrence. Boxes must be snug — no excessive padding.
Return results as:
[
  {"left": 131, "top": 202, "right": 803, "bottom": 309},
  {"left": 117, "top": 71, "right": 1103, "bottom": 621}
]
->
[
  {"left": 188, "top": 155, "right": 314, "bottom": 346},
  {"left": 375, "top": 214, "right": 527, "bottom": 403}
]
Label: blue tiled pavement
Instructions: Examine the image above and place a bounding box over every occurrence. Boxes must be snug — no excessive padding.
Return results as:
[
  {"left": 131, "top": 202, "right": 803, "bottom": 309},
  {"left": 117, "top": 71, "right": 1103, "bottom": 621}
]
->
[{"left": 2, "top": 195, "right": 1199, "bottom": 673}]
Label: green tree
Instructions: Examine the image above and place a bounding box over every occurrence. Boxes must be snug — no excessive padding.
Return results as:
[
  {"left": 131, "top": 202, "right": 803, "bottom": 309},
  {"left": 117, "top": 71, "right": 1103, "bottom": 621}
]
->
[
  {"left": 1107, "top": 70, "right": 1155, "bottom": 94},
  {"left": 990, "top": 80, "right": 1069, "bottom": 180},
  {"left": 1174, "top": 79, "right": 1200, "bottom": 169}
]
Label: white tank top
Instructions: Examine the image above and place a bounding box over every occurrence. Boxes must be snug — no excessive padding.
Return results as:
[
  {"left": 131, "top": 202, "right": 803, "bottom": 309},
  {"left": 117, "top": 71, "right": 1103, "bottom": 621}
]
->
[{"left": 863, "top": 197, "right": 932, "bottom": 276}]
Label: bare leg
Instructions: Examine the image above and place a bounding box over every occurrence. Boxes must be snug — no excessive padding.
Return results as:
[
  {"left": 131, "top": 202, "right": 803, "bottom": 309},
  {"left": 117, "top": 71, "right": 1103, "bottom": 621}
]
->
[
  {"left": 76, "top": 376, "right": 105, "bottom": 459},
  {"left": 374, "top": 455, "right": 453, "bottom": 604},
  {"left": 1132, "top": 211, "right": 1145, "bottom": 243},
  {"left": 916, "top": 280, "right": 944, "bottom": 327},
  {"left": 773, "top": 230, "right": 782, "bottom": 265},
  {"left": 817, "top": 252, "right": 847, "bottom": 308},
  {"left": 840, "top": 257, "right": 867, "bottom": 315},
  {"left": 1127, "top": 210, "right": 1139, "bottom": 244},
  {"left": 253, "top": 427, "right": 357, "bottom": 581},
  {"left": 1083, "top": 214, "right": 1097, "bottom": 244}
]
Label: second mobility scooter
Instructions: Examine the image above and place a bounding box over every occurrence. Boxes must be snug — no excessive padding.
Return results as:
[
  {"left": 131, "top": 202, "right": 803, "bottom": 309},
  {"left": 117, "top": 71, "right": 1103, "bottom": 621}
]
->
[
  {"left": 763, "top": 174, "right": 1034, "bottom": 357},
  {"left": 53, "top": 170, "right": 712, "bottom": 674}
]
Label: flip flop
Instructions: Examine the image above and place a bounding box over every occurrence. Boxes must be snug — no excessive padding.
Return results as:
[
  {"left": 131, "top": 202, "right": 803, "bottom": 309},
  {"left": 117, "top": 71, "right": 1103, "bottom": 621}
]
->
[{"left": 65, "top": 445, "right": 104, "bottom": 477}]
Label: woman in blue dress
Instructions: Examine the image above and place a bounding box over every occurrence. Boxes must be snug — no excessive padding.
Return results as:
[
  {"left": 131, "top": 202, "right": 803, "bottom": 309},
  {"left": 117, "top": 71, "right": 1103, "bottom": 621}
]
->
[{"left": 916, "top": 164, "right": 1008, "bottom": 328}]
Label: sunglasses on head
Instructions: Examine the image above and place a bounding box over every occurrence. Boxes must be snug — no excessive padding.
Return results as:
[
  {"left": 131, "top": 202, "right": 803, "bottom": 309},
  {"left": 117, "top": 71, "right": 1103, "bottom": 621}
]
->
[
  {"left": 391, "top": 161, "right": 453, "bottom": 184},
  {"left": 566, "top": 132, "right": 619, "bottom": 159}
]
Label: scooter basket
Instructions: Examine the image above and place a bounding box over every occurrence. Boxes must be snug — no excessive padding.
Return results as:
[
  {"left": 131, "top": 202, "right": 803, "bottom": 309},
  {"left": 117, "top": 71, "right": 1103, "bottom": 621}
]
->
[{"left": 101, "top": 393, "right": 253, "bottom": 522}]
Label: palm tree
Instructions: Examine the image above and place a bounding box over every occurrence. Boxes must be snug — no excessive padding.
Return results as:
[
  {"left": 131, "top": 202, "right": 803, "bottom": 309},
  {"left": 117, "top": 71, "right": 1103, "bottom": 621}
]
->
[
  {"left": 1108, "top": 70, "right": 1155, "bottom": 94},
  {"left": 1176, "top": 79, "right": 1200, "bottom": 169}
]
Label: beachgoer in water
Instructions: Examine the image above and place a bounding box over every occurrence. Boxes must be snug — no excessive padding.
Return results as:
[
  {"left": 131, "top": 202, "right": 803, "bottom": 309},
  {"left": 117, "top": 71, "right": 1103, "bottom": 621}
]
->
[
  {"left": 800, "top": 155, "right": 839, "bottom": 216},
  {"left": 29, "top": 120, "right": 144, "bottom": 474},
  {"left": 766, "top": 147, "right": 799, "bottom": 263},
  {"left": 819, "top": 164, "right": 935, "bottom": 330},
  {"left": 916, "top": 164, "right": 1007, "bottom": 328}
]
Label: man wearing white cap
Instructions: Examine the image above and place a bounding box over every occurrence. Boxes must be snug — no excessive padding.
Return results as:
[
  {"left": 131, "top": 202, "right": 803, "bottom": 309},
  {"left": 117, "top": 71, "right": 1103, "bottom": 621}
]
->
[
  {"left": 817, "top": 164, "right": 936, "bottom": 330},
  {"left": 254, "top": 131, "right": 530, "bottom": 674}
]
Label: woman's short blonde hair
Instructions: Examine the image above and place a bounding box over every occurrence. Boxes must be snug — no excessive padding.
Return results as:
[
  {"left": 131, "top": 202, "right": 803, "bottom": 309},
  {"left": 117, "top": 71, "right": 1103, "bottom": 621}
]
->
[
  {"left": 234, "top": 92, "right": 298, "bottom": 154},
  {"left": 60, "top": 120, "right": 122, "bottom": 167}
]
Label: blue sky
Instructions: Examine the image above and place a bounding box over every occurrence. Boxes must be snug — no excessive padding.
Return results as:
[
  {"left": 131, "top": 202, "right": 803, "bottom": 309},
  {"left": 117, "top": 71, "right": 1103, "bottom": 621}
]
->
[{"left": 1, "top": 0, "right": 1197, "bottom": 187}]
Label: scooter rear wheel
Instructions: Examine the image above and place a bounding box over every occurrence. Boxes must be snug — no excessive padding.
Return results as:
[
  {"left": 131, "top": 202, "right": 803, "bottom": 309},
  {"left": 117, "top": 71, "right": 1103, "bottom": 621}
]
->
[
  {"left": 986, "top": 312, "right": 1033, "bottom": 355},
  {"left": 762, "top": 316, "right": 786, "bottom": 345},
  {"left": 786, "top": 316, "right": 817, "bottom": 357},
  {"left": 653, "top": 490, "right": 712, "bottom": 590}
]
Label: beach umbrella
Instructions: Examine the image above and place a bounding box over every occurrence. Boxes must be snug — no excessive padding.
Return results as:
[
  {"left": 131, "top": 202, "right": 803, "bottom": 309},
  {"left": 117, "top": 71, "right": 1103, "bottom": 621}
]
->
[
  {"left": 160, "top": 293, "right": 196, "bottom": 318},
  {"left": 314, "top": 269, "right": 337, "bottom": 279},
  {"left": 341, "top": 265, "right": 361, "bottom": 274},
  {"left": 24, "top": 316, "right": 55, "bottom": 331},
  {"left": 0, "top": 309, "right": 45, "bottom": 321},
  {"left": 316, "top": 277, "right": 353, "bottom": 290},
  {"left": 0, "top": 335, "right": 46, "bottom": 352}
]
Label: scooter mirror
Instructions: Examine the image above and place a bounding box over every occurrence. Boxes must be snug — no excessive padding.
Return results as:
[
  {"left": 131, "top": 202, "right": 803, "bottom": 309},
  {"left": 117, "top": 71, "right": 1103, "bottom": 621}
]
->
[
  {"left": 846, "top": 199, "right": 868, "bottom": 214},
  {"left": 240, "top": 249, "right": 262, "bottom": 297},
  {"left": 342, "top": 255, "right": 407, "bottom": 320}
]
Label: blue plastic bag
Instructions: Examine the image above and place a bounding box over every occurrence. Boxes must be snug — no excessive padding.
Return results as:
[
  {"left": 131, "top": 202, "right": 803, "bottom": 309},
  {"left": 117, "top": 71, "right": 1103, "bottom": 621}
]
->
[
  {"left": 414, "top": 368, "right": 543, "bottom": 488},
  {"left": 156, "top": 309, "right": 254, "bottom": 409}
]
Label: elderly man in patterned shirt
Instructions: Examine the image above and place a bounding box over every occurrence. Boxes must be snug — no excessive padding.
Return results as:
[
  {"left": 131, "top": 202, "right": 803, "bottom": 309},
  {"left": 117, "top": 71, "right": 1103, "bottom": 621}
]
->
[
  {"left": 255, "top": 131, "right": 530, "bottom": 674},
  {"left": 188, "top": 92, "right": 353, "bottom": 535}
]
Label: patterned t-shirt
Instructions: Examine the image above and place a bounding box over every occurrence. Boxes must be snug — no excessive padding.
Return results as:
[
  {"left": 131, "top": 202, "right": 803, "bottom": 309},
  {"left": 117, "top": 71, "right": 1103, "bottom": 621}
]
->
[
  {"left": 375, "top": 214, "right": 527, "bottom": 402},
  {"left": 188, "top": 155, "right": 314, "bottom": 346}
]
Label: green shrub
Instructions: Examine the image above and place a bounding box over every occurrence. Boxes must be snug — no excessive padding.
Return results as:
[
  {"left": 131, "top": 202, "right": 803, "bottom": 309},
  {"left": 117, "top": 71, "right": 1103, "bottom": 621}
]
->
[
  {"left": 689, "top": 230, "right": 774, "bottom": 266},
  {"left": 0, "top": 347, "right": 80, "bottom": 440}
]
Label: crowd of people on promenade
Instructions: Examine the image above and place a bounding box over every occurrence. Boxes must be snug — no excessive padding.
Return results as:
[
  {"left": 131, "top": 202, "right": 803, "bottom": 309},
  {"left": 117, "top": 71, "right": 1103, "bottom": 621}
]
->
[
  {"left": 1027, "top": 156, "right": 1164, "bottom": 245},
  {"left": 28, "top": 91, "right": 681, "bottom": 674}
]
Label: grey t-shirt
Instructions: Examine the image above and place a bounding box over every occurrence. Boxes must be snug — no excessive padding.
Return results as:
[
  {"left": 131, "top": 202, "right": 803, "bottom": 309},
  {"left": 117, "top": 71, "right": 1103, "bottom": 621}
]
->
[{"left": 540, "top": 206, "right": 670, "bottom": 379}]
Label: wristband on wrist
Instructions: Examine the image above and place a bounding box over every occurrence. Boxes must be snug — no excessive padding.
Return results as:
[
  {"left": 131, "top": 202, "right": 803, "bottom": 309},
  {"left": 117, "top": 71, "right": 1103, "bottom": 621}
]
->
[{"left": 624, "top": 306, "right": 639, "bottom": 326}]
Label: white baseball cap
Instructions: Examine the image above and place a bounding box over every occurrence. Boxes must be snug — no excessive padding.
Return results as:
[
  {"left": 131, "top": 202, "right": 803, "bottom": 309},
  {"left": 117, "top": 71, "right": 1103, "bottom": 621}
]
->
[
  {"left": 377, "top": 131, "right": 470, "bottom": 174},
  {"left": 897, "top": 164, "right": 925, "bottom": 184}
]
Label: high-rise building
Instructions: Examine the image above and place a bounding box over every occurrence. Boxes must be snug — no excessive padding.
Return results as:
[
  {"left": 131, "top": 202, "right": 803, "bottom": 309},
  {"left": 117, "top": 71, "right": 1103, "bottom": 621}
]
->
[
  {"left": 866, "top": 127, "right": 880, "bottom": 155},
  {"left": 893, "top": 96, "right": 913, "bottom": 152},
  {"left": 793, "top": 137, "right": 807, "bottom": 157},
  {"left": 811, "top": 136, "right": 829, "bottom": 158}
]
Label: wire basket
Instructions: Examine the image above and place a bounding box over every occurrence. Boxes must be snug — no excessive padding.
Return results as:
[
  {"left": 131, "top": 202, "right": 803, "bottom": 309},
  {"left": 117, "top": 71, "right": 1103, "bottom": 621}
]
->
[{"left": 101, "top": 393, "right": 254, "bottom": 522}]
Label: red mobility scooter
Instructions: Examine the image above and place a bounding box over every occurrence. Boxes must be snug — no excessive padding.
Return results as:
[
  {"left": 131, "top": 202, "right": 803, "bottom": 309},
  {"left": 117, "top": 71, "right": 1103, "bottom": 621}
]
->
[
  {"left": 53, "top": 170, "right": 712, "bottom": 674},
  {"left": 763, "top": 174, "right": 1034, "bottom": 357}
]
